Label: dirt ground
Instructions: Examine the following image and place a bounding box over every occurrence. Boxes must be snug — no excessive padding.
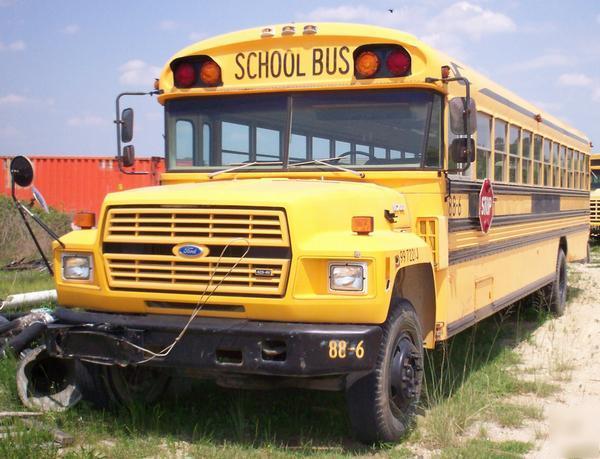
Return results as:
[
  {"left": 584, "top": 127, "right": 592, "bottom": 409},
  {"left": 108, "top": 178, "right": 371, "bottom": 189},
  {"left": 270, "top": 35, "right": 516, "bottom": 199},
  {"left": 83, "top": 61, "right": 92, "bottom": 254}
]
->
[{"left": 474, "top": 260, "right": 600, "bottom": 458}]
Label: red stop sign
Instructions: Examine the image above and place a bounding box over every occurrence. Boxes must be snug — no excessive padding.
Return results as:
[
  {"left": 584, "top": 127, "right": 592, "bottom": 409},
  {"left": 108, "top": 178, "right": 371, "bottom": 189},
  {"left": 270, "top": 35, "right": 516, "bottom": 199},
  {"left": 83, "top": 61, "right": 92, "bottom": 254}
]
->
[{"left": 479, "top": 178, "right": 494, "bottom": 233}]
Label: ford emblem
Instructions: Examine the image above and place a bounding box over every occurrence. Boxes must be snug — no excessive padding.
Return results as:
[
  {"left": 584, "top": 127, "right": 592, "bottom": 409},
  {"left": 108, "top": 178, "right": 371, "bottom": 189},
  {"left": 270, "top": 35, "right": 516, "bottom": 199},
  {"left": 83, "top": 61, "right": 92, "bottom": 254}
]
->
[{"left": 176, "top": 244, "right": 207, "bottom": 258}]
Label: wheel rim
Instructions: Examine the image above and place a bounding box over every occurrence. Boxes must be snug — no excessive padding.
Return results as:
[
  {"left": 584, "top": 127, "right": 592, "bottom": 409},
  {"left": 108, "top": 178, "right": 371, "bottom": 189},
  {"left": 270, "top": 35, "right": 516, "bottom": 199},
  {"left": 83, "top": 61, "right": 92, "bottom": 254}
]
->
[{"left": 388, "top": 332, "right": 422, "bottom": 417}]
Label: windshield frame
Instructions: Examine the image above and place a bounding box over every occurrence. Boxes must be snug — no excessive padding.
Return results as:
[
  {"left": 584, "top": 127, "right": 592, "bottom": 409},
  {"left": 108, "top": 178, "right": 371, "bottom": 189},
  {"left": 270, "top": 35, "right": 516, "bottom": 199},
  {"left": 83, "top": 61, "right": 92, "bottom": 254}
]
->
[{"left": 164, "top": 89, "right": 445, "bottom": 174}]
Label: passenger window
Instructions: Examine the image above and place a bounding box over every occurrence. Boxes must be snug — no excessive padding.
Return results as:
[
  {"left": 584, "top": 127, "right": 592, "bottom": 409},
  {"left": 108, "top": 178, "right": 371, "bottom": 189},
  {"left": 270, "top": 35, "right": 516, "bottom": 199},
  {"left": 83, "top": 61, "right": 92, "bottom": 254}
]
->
[
  {"left": 508, "top": 125, "right": 520, "bottom": 183},
  {"left": 374, "top": 147, "right": 386, "bottom": 159},
  {"left": 201, "top": 123, "right": 210, "bottom": 166},
  {"left": 222, "top": 122, "right": 250, "bottom": 165},
  {"left": 542, "top": 139, "right": 551, "bottom": 186},
  {"left": 175, "top": 120, "right": 194, "bottom": 167},
  {"left": 476, "top": 113, "right": 492, "bottom": 179},
  {"left": 533, "top": 136, "right": 543, "bottom": 185},
  {"left": 559, "top": 146, "right": 567, "bottom": 188},
  {"left": 289, "top": 134, "right": 307, "bottom": 161},
  {"left": 256, "top": 127, "right": 281, "bottom": 162},
  {"left": 312, "top": 137, "right": 331, "bottom": 160},
  {"left": 552, "top": 143, "right": 560, "bottom": 187},
  {"left": 522, "top": 130, "right": 532, "bottom": 184},
  {"left": 494, "top": 119, "right": 507, "bottom": 181}
]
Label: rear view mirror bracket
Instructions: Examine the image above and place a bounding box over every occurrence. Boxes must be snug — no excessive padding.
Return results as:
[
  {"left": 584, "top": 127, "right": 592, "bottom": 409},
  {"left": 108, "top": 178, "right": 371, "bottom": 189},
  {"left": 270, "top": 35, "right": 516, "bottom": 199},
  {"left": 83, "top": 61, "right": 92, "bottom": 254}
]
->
[{"left": 114, "top": 91, "right": 161, "bottom": 176}]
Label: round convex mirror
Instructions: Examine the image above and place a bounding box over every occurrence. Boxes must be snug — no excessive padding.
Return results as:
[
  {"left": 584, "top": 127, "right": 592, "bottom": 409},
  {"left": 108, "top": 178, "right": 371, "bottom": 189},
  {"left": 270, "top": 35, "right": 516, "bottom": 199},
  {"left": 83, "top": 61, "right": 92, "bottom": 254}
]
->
[{"left": 10, "top": 155, "right": 34, "bottom": 188}]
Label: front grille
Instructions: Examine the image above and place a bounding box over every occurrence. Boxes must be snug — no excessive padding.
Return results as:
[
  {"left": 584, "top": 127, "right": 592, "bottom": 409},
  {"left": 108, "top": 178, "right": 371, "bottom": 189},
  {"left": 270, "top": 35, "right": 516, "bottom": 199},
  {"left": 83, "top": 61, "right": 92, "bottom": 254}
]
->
[
  {"left": 591, "top": 199, "right": 600, "bottom": 224},
  {"left": 102, "top": 206, "right": 291, "bottom": 297},
  {"left": 103, "top": 207, "right": 289, "bottom": 247}
]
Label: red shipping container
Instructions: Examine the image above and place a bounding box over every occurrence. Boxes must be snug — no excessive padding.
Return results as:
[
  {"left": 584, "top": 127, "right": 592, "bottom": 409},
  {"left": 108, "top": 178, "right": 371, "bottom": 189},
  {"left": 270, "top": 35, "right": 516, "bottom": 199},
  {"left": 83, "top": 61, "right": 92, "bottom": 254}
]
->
[{"left": 1, "top": 156, "right": 165, "bottom": 215}]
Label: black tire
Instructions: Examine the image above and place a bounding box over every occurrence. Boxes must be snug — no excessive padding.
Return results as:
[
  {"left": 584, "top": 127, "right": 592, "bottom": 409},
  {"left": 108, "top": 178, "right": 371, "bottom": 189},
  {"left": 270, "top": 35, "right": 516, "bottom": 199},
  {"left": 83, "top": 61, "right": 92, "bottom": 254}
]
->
[
  {"left": 542, "top": 249, "right": 567, "bottom": 316},
  {"left": 76, "top": 362, "right": 170, "bottom": 408},
  {"left": 346, "top": 299, "right": 424, "bottom": 444}
]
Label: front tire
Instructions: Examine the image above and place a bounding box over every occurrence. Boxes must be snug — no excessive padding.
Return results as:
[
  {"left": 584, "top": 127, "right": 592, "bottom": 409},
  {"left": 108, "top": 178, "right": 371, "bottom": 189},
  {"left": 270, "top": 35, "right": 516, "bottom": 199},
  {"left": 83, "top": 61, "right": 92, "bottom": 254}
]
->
[{"left": 346, "top": 299, "right": 424, "bottom": 444}]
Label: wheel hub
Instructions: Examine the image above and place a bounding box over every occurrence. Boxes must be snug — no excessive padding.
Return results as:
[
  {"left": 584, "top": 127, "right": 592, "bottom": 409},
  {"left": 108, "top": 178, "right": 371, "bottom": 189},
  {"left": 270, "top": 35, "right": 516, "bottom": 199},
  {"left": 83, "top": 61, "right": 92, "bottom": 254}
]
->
[{"left": 389, "top": 333, "right": 422, "bottom": 413}]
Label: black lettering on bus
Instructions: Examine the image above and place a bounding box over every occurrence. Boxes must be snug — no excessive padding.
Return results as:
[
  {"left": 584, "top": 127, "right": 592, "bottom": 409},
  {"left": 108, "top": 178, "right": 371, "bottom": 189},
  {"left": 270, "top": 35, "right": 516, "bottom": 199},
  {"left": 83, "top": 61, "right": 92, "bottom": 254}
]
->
[
  {"left": 258, "top": 51, "right": 269, "bottom": 78},
  {"left": 296, "top": 53, "right": 306, "bottom": 76},
  {"left": 247, "top": 52, "right": 257, "bottom": 79},
  {"left": 234, "top": 53, "right": 245, "bottom": 79},
  {"left": 312, "top": 48, "right": 324, "bottom": 76},
  {"left": 325, "top": 47, "right": 337, "bottom": 75},
  {"left": 270, "top": 51, "right": 282, "bottom": 78},
  {"left": 339, "top": 46, "right": 350, "bottom": 74},
  {"left": 283, "top": 51, "right": 295, "bottom": 77}
]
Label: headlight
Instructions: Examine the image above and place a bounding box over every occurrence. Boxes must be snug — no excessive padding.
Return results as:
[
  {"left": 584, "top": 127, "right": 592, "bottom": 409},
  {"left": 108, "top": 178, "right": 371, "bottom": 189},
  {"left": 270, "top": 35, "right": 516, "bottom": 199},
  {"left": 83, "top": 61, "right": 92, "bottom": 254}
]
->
[
  {"left": 329, "top": 262, "right": 367, "bottom": 293},
  {"left": 62, "top": 254, "right": 93, "bottom": 280}
]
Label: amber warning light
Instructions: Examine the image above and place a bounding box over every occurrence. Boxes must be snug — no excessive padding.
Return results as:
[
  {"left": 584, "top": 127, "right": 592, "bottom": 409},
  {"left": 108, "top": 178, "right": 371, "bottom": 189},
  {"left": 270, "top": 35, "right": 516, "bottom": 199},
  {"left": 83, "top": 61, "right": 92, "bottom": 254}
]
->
[
  {"left": 352, "top": 216, "right": 374, "bottom": 235},
  {"left": 73, "top": 212, "right": 96, "bottom": 229}
]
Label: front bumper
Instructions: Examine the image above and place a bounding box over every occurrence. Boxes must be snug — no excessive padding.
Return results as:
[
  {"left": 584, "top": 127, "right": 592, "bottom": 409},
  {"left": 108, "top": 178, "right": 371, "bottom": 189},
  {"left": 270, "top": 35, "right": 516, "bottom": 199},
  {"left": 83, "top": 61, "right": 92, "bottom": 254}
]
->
[{"left": 46, "top": 307, "right": 382, "bottom": 378}]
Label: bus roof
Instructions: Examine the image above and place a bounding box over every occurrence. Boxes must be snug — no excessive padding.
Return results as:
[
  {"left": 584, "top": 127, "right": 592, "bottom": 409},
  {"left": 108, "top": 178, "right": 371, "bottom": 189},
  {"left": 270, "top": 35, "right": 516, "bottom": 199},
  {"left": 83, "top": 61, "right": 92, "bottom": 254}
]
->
[{"left": 157, "top": 22, "right": 590, "bottom": 149}]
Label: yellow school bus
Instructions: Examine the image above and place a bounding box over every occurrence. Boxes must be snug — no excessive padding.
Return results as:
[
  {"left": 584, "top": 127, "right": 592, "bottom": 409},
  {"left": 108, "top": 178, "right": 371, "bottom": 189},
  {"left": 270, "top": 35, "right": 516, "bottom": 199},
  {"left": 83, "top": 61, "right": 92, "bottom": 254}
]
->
[
  {"left": 42, "top": 23, "right": 590, "bottom": 443},
  {"left": 592, "top": 154, "right": 600, "bottom": 236}
]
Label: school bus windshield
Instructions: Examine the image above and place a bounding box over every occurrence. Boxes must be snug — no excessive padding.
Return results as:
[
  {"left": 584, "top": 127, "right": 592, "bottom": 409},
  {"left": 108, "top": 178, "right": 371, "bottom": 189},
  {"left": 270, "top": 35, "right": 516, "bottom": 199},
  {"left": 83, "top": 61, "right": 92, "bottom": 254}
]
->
[
  {"left": 166, "top": 89, "right": 443, "bottom": 171},
  {"left": 592, "top": 170, "right": 600, "bottom": 190}
]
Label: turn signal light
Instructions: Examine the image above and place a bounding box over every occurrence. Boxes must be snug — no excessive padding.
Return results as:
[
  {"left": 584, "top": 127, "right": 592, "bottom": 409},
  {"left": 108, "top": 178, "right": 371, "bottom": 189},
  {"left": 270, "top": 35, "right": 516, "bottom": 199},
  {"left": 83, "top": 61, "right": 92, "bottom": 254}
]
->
[
  {"left": 174, "top": 62, "right": 196, "bottom": 88},
  {"left": 200, "top": 60, "right": 221, "bottom": 86},
  {"left": 73, "top": 212, "right": 96, "bottom": 229},
  {"left": 355, "top": 51, "right": 380, "bottom": 79},
  {"left": 352, "top": 216, "right": 374, "bottom": 235}
]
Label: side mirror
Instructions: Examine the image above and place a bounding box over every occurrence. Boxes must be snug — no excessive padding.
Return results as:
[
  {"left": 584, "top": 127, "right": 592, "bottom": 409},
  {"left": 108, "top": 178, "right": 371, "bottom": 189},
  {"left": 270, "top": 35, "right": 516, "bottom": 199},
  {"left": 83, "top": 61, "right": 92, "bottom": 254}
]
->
[
  {"left": 450, "top": 138, "right": 475, "bottom": 164},
  {"left": 121, "top": 108, "right": 134, "bottom": 143},
  {"left": 449, "top": 97, "right": 477, "bottom": 135},
  {"left": 122, "top": 145, "right": 135, "bottom": 167},
  {"left": 9, "top": 155, "right": 34, "bottom": 187}
]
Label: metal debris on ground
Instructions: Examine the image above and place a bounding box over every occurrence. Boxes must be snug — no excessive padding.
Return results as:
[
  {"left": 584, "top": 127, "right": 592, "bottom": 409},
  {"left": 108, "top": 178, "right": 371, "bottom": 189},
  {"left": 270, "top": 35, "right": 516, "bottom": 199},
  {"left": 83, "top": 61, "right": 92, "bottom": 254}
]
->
[{"left": 2, "top": 258, "right": 49, "bottom": 272}]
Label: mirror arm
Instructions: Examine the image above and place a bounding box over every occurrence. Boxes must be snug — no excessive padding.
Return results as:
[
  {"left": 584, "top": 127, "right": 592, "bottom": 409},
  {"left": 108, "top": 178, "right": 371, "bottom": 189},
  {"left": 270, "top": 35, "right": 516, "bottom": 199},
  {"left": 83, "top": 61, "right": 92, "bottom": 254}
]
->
[
  {"left": 10, "top": 177, "right": 63, "bottom": 276},
  {"left": 426, "top": 76, "right": 473, "bottom": 173},
  {"left": 114, "top": 90, "right": 162, "bottom": 176}
]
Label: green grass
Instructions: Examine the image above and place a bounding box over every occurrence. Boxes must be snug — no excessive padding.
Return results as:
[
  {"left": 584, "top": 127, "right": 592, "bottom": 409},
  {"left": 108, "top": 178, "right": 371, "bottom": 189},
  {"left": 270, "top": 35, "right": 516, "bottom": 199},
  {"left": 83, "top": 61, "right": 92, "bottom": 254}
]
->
[
  {"left": 0, "top": 270, "right": 55, "bottom": 299},
  {"left": 439, "top": 439, "right": 533, "bottom": 459}
]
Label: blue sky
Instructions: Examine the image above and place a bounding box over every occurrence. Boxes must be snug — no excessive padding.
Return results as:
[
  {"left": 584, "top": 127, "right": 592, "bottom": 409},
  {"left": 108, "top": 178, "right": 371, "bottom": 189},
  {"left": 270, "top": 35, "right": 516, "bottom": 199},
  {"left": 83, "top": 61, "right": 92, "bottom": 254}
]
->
[{"left": 1, "top": 0, "right": 599, "bottom": 156}]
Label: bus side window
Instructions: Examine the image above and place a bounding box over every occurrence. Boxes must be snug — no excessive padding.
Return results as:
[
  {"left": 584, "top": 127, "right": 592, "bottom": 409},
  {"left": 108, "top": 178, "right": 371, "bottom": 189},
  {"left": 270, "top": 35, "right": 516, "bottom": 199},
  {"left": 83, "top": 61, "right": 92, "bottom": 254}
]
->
[
  {"left": 290, "top": 134, "right": 307, "bottom": 161},
  {"left": 543, "top": 139, "right": 551, "bottom": 186},
  {"left": 494, "top": 119, "right": 507, "bottom": 182},
  {"left": 476, "top": 113, "right": 492, "bottom": 180},
  {"left": 522, "top": 130, "right": 532, "bottom": 184},
  {"left": 175, "top": 119, "right": 194, "bottom": 168},
  {"left": 508, "top": 125, "right": 520, "bottom": 183},
  {"left": 312, "top": 137, "right": 331, "bottom": 160},
  {"left": 425, "top": 96, "right": 442, "bottom": 168},
  {"left": 202, "top": 123, "right": 210, "bottom": 166},
  {"left": 222, "top": 121, "right": 250, "bottom": 165},
  {"left": 533, "top": 135, "right": 543, "bottom": 185},
  {"left": 256, "top": 127, "right": 281, "bottom": 162}
]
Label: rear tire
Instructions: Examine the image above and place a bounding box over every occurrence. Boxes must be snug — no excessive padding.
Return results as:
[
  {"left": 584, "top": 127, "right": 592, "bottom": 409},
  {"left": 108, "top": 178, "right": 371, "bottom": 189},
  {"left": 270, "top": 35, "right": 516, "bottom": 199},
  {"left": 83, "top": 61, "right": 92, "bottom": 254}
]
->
[
  {"left": 346, "top": 299, "right": 424, "bottom": 444},
  {"left": 542, "top": 249, "right": 567, "bottom": 316}
]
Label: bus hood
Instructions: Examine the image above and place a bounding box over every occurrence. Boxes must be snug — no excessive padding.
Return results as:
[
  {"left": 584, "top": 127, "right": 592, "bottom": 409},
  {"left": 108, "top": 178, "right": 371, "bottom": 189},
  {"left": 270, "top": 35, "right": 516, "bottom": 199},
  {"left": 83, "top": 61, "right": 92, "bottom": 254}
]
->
[{"left": 102, "top": 178, "right": 410, "bottom": 232}]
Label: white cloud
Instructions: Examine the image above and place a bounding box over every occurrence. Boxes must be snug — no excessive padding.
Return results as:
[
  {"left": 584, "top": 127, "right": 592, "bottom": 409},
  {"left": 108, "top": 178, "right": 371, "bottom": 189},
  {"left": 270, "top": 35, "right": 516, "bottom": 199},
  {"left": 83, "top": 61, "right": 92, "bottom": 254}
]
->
[
  {"left": 119, "top": 59, "right": 161, "bottom": 87},
  {"left": 512, "top": 52, "right": 571, "bottom": 71},
  {"left": 300, "top": 2, "right": 515, "bottom": 57},
  {"left": 0, "top": 39, "right": 25, "bottom": 52},
  {"left": 0, "top": 93, "right": 27, "bottom": 105},
  {"left": 304, "top": 5, "right": 407, "bottom": 28},
  {"left": 425, "top": 1, "right": 515, "bottom": 41},
  {"left": 188, "top": 32, "right": 206, "bottom": 41},
  {"left": 67, "top": 114, "right": 108, "bottom": 127},
  {"left": 158, "top": 20, "right": 178, "bottom": 31},
  {"left": 557, "top": 73, "right": 593, "bottom": 87},
  {"left": 61, "top": 24, "right": 80, "bottom": 35}
]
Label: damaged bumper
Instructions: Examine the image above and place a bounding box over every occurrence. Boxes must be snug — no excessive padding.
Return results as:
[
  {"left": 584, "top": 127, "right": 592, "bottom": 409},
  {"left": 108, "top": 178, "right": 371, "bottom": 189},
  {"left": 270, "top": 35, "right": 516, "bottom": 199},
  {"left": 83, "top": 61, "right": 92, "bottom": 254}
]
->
[{"left": 45, "top": 307, "right": 382, "bottom": 378}]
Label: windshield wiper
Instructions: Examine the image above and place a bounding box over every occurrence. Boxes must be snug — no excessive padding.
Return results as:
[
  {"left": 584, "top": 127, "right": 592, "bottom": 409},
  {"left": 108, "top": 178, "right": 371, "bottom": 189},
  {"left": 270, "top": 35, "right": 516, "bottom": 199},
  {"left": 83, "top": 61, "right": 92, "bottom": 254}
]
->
[
  {"left": 289, "top": 157, "right": 365, "bottom": 178},
  {"left": 208, "top": 161, "right": 284, "bottom": 179}
]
